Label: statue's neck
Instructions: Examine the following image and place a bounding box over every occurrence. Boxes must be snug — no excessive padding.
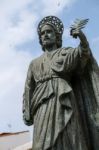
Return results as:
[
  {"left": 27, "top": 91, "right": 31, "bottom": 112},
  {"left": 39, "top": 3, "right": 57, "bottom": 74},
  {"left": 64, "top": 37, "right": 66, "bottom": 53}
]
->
[{"left": 44, "top": 45, "right": 57, "bottom": 52}]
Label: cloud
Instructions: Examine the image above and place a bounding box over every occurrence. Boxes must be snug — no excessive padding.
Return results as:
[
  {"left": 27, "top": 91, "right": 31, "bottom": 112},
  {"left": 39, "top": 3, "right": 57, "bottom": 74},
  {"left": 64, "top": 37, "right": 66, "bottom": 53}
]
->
[
  {"left": 0, "top": 1, "right": 38, "bottom": 47},
  {"left": 41, "top": 0, "right": 76, "bottom": 15},
  {"left": 0, "top": 0, "right": 77, "bottom": 132},
  {"left": 0, "top": 0, "right": 37, "bottom": 132}
]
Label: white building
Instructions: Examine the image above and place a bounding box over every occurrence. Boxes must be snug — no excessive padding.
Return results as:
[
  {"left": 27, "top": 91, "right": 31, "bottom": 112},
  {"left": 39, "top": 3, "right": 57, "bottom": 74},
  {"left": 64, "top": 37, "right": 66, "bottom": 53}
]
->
[
  {"left": 0, "top": 131, "right": 31, "bottom": 150},
  {"left": 13, "top": 141, "right": 32, "bottom": 150}
]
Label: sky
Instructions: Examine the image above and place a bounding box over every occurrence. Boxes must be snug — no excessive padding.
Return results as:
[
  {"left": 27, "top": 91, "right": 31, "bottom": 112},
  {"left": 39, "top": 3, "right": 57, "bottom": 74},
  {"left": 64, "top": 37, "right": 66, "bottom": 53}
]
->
[{"left": 0, "top": 0, "right": 99, "bottom": 136}]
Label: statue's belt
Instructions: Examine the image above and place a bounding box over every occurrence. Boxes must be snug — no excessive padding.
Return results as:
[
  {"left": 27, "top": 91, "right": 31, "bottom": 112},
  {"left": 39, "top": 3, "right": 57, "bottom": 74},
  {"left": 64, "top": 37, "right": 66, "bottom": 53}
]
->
[{"left": 36, "top": 74, "right": 70, "bottom": 84}]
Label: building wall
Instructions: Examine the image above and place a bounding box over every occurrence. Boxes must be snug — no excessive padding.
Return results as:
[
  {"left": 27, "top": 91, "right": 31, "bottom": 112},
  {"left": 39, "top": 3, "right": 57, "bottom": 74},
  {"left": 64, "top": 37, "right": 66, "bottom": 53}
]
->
[
  {"left": 0, "top": 132, "right": 30, "bottom": 150},
  {"left": 13, "top": 141, "right": 32, "bottom": 150}
]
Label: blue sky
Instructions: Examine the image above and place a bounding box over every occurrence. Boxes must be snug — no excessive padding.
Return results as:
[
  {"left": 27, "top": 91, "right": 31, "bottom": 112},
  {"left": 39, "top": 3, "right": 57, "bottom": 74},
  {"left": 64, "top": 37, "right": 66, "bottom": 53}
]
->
[{"left": 0, "top": 0, "right": 99, "bottom": 135}]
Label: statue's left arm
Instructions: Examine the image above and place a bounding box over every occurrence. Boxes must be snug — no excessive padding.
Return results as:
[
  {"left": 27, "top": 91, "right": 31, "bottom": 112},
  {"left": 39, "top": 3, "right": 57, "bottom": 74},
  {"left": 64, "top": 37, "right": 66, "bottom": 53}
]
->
[{"left": 23, "top": 62, "right": 35, "bottom": 126}]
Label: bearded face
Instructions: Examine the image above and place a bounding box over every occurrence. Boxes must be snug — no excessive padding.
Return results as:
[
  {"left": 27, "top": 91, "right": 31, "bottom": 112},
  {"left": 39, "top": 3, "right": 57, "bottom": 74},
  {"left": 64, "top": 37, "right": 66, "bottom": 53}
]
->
[{"left": 40, "top": 24, "right": 57, "bottom": 49}]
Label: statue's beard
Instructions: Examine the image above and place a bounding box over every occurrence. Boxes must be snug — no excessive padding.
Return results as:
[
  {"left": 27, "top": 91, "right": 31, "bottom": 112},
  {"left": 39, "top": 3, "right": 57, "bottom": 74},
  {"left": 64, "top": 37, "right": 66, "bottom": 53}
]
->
[{"left": 42, "top": 39, "right": 56, "bottom": 48}]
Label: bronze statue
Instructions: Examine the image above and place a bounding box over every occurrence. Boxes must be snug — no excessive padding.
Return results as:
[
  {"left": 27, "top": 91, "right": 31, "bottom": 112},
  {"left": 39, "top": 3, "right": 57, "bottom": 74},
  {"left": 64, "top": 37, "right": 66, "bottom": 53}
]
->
[{"left": 23, "top": 16, "right": 99, "bottom": 150}]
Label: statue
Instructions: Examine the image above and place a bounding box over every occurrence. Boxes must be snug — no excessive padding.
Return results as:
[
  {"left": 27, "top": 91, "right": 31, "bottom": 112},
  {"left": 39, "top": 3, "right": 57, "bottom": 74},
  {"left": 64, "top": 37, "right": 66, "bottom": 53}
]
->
[{"left": 23, "top": 16, "right": 99, "bottom": 150}]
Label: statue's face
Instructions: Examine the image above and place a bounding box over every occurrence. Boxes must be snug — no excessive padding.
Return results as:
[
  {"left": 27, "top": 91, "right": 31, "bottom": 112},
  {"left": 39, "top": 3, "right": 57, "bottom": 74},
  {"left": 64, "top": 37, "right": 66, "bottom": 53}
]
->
[{"left": 40, "top": 24, "right": 56, "bottom": 48}]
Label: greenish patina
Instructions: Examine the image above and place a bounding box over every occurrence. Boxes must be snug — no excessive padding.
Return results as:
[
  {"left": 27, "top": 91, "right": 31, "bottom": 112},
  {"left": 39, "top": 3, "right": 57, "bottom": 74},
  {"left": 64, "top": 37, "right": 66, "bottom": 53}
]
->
[{"left": 23, "top": 16, "right": 99, "bottom": 150}]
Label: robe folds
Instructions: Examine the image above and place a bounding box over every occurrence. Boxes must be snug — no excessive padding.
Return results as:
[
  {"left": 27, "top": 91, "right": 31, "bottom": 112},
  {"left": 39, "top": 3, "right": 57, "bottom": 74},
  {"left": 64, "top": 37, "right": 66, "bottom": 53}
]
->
[{"left": 23, "top": 45, "right": 99, "bottom": 150}]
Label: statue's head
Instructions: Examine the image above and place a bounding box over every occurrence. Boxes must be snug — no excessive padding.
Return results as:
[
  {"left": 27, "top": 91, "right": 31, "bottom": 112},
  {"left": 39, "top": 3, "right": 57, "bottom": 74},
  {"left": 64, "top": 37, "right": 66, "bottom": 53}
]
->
[{"left": 37, "top": 16, "right": 64, "bottom": 51}]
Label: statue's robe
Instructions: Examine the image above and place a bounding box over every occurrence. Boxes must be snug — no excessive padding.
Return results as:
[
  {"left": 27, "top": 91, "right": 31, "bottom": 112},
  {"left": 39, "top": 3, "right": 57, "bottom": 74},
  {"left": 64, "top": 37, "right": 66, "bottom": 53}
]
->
[{"left": 23, "top": 45, "right": 99, "bottom": 150}]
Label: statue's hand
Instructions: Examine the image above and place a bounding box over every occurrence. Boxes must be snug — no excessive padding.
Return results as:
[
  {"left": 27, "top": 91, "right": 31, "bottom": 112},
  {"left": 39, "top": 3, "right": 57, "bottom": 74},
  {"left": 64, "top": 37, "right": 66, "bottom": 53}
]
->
[
  {"left": 70, "top": 28, "right": 89, "bottom": 47},
  {"left": 70, "top": 28, "right": 82, "bottom": 39},
  {"left": 70, "top": 18, "right": 89, "bottom": 39}
]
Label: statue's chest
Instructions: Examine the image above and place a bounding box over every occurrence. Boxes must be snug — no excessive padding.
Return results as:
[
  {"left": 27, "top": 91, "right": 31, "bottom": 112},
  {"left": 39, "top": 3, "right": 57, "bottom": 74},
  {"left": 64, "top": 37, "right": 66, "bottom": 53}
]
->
[
  {"left": 32, "top": 49, "right": 68, "bottom": 81},
  {"left": 32, "top": 55, "right": 54, "bottom": 82}
]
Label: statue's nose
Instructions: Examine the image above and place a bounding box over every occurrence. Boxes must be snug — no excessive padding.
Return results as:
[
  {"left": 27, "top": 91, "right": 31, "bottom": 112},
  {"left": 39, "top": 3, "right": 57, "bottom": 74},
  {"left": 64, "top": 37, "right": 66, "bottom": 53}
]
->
[
  {"left": 44, "top": 32, "right": 49, "bottom": 38},
  {"left": 44, "top": 31, "right": 48, "bottom": 36}
]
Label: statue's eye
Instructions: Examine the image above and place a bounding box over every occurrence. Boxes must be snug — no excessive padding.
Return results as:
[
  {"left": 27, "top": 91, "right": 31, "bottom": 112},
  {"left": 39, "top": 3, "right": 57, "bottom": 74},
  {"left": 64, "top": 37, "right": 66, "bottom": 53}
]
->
[{"left": 41, "top": 31, "right": 45, "bottom": 36}]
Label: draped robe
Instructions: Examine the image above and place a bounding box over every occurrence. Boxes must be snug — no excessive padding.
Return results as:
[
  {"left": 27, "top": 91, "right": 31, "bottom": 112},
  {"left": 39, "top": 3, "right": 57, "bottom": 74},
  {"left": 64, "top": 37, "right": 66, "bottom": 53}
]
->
[{"left": 23, "top": 45, "right": 99, "bottom": 150}]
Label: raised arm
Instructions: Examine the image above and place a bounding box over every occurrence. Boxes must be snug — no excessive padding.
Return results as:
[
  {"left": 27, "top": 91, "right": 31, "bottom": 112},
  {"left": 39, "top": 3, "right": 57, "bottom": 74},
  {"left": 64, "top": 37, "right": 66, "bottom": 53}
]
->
[
  {"left": 70, "top": 28, "right": 91, "bottom": 70},
  {"left": 71, "top": 28, "right": 89, "bottom": 47}
]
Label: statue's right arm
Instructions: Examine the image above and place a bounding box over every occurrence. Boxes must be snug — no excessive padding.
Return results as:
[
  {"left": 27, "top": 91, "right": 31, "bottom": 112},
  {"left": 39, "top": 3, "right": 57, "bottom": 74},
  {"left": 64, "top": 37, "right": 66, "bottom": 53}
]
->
[
  {"left": 69, "top": 29, "right": 91, "bottom": 71},
  {"left": 23, "top": 62, "right": 35, "bottom": 126}
]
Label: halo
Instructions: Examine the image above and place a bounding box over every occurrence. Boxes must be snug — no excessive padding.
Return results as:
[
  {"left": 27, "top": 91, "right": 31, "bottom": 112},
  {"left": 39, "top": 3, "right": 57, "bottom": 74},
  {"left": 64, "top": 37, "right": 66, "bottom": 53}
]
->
[{"left": 37, "top": 16, "right": 64, "bottom": 35}]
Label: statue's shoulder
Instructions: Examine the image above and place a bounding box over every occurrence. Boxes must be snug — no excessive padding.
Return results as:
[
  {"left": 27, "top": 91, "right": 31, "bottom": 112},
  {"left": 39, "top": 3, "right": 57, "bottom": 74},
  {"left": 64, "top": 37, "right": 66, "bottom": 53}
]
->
[
  {"left": 29, "top": 53, "right": 44, "bottom": 66},
  {"left": 62, "top": 47, "right": 74, "bottom": 51},
  {"left": 60, "top": 47, "right": 74, "bottom": 55},
  {"left": 54, "top": 47, "right": 73, "bottom": 53}
]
